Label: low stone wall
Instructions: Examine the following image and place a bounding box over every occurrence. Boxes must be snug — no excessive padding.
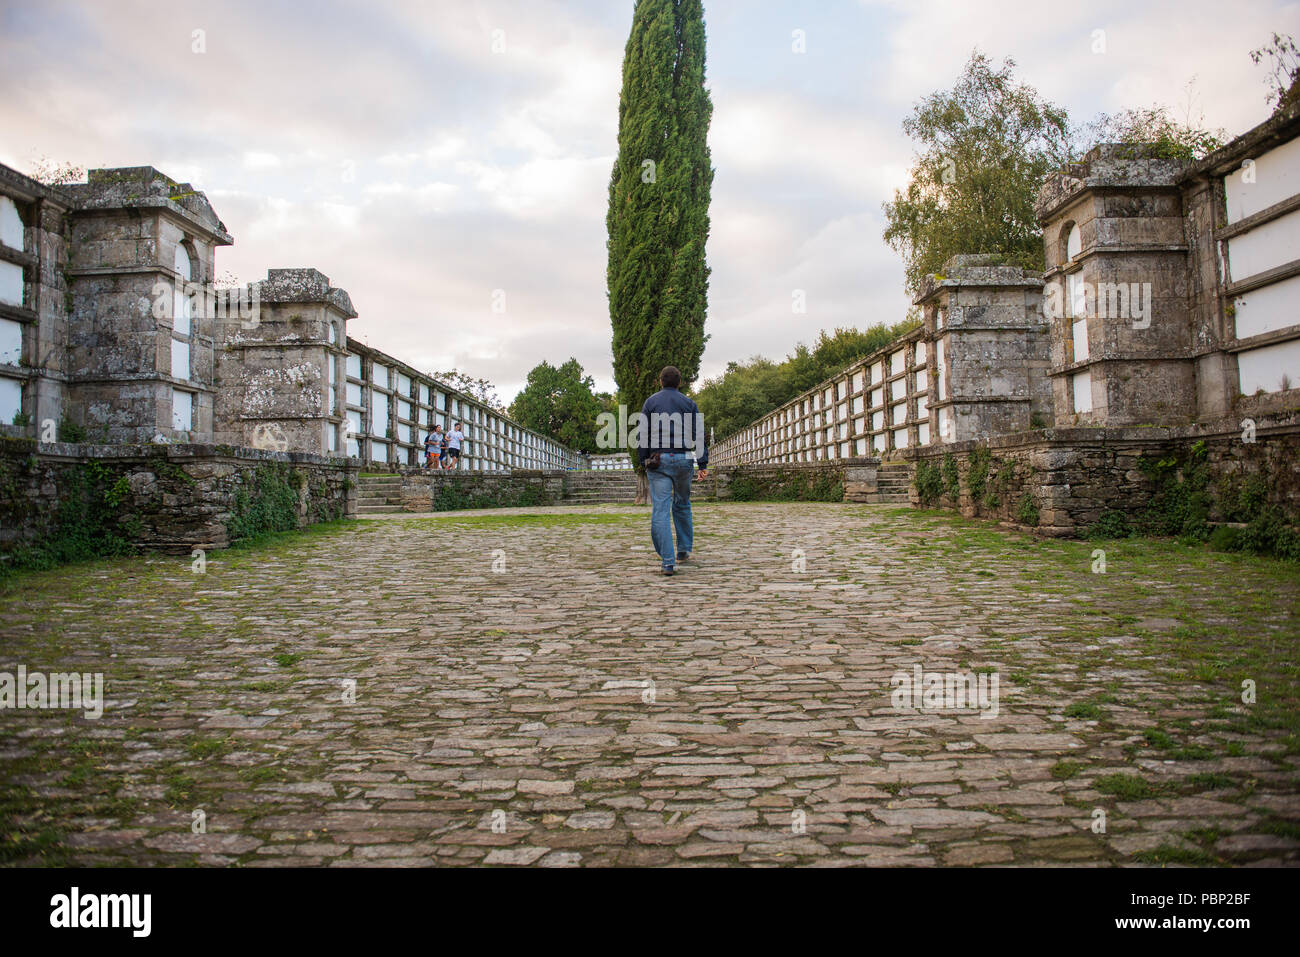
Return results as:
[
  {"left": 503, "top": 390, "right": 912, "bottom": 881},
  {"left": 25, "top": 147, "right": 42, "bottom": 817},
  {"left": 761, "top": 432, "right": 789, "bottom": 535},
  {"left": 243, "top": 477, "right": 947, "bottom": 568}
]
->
[
  {"left": 699, "top": 459, "right": 880, "bottom": 503},
  {"left": 1, "top": 438, "right": 358, "bottom": 557},
  {"left": 399, "top": 468, "right": 566, "bottom": 511},
  {"left": 902, "top": 414, "right": 1300, "bottom": 538}
]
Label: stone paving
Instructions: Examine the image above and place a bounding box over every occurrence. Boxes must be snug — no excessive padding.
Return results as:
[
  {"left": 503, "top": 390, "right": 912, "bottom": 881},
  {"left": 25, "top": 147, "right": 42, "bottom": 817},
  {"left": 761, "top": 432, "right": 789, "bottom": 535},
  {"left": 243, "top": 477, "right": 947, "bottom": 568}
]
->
[{"left": 2, "top": 502, "right": 1298, "bottom": 867}]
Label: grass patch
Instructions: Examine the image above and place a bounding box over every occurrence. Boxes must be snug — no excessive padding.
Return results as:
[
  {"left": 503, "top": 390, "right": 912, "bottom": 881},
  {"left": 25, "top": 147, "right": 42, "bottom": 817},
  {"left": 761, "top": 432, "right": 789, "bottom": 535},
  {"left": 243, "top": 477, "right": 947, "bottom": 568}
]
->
[
  {"left": 184, "top": 735, "right": 234, "bottom": 760},
  {"left": 163, "top": 773, "right": 201, "bottom": 806},
  {"left": 1133, "top": 844, "right": 1217, "bottom": 866},
  {"left": 1183, "top": 772, "right": 1238, "bottom": 792},
  {"left": 1064, "top": 701, "right": 1104, "bottom": 720},
  {"left": 239, "top": 765, "right": 289, "bottom": 785},
  {"left": 1094, "top": 773, "right": 1162, "bottom": 800},
  {"left": 1251, "top": 817, "right": 1300, "bottom": 841}
]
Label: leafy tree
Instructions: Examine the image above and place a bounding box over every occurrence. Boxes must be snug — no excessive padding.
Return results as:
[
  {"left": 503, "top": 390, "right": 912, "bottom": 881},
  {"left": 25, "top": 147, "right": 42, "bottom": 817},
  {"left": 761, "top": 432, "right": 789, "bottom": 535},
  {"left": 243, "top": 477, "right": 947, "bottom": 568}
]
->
[
  {"left": 883, "top": 51, "right": 1071, "bottom": 295},
  {"left": 1251, "top": 32, "right": 1300, "bottom": 113},
  {"left": 435, "top": 369, "right": 504, "bottom": 413},
  {"left": 694, "top": 320, "right": 919, "bottom": 441},
  {"left": 607, "top": 0, "right": 713, "bottom": 499},
  {"left": 1079, "top": 106, "right": 1224, "bottom": 162},
  {"left": 595, "top": 391, "right": 618, "bottom": 418},
  {"left": 508, "top": 358, "right": 603, "bottom": 454}
]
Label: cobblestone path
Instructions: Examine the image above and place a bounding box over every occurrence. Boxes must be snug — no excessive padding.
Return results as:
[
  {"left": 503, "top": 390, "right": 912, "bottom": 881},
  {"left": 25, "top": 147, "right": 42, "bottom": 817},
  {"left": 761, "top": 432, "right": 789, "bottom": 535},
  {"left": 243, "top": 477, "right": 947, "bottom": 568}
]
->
[{"left": 2, "top": 503, "right": 1298, "bottom": 867}]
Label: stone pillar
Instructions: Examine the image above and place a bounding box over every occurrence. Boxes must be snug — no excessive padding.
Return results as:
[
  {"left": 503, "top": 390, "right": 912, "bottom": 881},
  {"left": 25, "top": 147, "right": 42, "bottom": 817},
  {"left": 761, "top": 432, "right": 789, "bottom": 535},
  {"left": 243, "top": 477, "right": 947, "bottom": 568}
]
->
[
  {"left": 1036, "top": 146, "right": 1194, "bottom": 427},
  {"left": 915, "top": 254, "right": 1050, "bottom": 443},
  {"left": 62, "top": 167, "right": 233, "bottom": 443},
  {"left": 213, "top": 268, "right": 356, "bottom": 455}
]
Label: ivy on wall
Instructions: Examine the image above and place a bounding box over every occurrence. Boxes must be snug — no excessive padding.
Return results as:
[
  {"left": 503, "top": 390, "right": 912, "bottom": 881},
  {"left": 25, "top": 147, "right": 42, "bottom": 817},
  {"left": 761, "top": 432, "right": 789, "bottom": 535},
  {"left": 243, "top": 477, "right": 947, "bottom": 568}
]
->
[
  {"left": 914, "top": 460, "right": 944, "bottom": 505},
  {"left": 727, "top": 470, "right": 844, "bottom": 503},
  {"left": 433, "top": 481, "right": 552, "bottom": 512},
  {"left": 0, "top": 459, "right": 139, "bottom": 580},
  {"left": 1091, "top": 441, "right": 1300, "bottom": 561},
  {"left": 226, "top": 463, "right": 303, "bottom": 543}
]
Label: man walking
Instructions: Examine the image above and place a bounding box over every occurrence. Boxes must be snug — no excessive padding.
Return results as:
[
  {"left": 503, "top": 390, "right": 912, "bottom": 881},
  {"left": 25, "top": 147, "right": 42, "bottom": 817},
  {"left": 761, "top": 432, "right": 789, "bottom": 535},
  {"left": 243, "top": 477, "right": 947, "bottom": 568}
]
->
[{"left": 638, "top": 366, "right": 708, "bottom": 577}]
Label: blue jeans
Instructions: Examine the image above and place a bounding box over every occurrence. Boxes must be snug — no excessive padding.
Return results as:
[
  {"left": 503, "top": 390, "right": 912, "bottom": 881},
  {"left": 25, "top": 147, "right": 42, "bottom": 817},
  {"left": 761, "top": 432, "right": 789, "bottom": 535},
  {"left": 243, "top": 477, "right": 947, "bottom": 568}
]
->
[{"left": 648, "top": 453, "right": 693, "bottom": 569}]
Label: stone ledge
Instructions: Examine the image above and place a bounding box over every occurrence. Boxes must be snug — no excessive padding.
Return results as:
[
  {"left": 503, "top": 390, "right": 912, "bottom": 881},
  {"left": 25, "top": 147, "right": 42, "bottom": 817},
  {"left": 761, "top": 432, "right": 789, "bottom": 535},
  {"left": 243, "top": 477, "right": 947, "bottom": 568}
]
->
[{"left": 11, "top": 440, "right": 358, "bottom": 470}]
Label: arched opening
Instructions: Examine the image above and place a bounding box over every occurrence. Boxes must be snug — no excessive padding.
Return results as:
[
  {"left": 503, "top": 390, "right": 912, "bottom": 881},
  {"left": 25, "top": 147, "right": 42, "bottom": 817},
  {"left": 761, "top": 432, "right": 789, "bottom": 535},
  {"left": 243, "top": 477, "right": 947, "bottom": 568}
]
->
[
  {"left": 170, "top": 241, "right": 197, "bottom": 399},
  {"left": 172, "top": 241, "right": 195, "bottom": 335},
  {"left": 1064, "top": 222, "right": 1082, "bottom": 263}
]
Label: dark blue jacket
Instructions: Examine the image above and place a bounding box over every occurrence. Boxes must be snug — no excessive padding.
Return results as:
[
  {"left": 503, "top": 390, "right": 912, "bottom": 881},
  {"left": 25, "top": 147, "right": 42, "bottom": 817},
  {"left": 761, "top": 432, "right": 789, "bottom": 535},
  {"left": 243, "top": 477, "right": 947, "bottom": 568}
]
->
[{"left": 638, "top": 387, "right": 708, "bottom": 469}]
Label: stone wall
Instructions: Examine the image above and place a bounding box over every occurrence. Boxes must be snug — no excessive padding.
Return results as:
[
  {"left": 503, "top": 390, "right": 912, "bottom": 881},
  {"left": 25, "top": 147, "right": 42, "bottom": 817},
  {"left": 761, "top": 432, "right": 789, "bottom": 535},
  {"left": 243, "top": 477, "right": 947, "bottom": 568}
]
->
[
  {"left": 0, "top": 437, "right": 358, "bottom": 558},
  {"left": 698, "top": 459, "right": 880, "bottom": 503},
  {"left": 397, "top": 468, "right": 566, "bottom": 511},
  {"left": 713, "top": 257, "right": 1052, "bottom": 467},
  {"left": 903, "top": 413, "right": 1300, "bottom": 538}
]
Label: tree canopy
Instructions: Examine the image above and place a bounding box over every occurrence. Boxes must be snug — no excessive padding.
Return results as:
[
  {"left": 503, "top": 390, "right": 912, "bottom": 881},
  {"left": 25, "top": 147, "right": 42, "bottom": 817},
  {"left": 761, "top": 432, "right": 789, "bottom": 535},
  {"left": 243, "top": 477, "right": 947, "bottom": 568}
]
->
[
  {"left": 435, "top": 369, "right": 504, "bottom": 413},
  {"left": 882, "top": 51, "right": 1072, "bottom": 296},
  {"left": 507, "top": 358, "right": 603, "bottom": 454}
]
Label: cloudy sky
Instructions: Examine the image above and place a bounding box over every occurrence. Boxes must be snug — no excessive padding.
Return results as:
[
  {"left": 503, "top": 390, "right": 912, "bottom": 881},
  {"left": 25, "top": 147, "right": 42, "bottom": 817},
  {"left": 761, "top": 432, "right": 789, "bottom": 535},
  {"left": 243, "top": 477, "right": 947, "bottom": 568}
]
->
[{"left": 2, "top": 0, "right": 1296, "bottom": 400}]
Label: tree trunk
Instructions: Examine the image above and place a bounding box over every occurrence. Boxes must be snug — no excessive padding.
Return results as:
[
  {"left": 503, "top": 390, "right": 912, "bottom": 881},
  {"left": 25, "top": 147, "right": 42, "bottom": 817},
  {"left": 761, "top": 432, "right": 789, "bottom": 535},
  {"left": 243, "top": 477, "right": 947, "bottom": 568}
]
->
[{"left": 634, "top": 470, "right": 649, "bottom": 505}]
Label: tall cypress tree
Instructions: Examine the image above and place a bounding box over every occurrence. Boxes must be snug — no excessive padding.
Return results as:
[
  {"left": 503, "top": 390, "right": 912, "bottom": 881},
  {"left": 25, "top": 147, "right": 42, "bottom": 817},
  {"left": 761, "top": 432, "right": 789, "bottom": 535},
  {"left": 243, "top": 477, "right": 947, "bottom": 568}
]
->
[{"left": 607, "top": 0, "right": 713, "bottom": 499}]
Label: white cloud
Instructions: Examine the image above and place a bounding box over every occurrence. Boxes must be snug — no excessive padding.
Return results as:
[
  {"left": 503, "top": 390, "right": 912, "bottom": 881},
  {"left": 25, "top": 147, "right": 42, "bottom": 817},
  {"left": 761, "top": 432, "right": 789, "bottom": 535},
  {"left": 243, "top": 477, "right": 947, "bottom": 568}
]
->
[{"left": 3, "top": 0, "right": 1296, "bottom": 411}]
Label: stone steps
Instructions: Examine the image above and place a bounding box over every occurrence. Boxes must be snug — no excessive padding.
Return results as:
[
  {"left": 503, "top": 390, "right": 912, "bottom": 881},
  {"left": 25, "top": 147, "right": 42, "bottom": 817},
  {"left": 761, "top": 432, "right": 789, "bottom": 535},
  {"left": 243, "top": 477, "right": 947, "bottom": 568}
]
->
[
  {"left": 564, "top": 472, "right": 639, "bottom": 503},
  {"left": 357, "top": 475, "right": 405, "bottom": 513},
  {"left": 357, "top": 468, "right": 913, "bottom": 509},
  {"left": 874, "top": 465, "right": 913, "bottom": 503}
]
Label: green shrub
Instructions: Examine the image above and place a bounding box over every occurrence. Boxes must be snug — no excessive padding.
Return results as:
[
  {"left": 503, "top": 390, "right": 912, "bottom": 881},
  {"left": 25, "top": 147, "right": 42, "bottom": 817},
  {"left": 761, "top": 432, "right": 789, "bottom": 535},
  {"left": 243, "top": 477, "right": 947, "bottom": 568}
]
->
[
  {"left": 1088, "top": 510, "right": 1131, "bottom": 540},
  {"left": 1233, "top": 506, "right": 1300, "bottom": 562},
  {"left": 941, "top": 453, "right": 960, "bottom": 499},
  {"left": 727, "top": 475, "right": 761, "bottom": 502},
  {"left": 226, "top": 464, "right": 302, "bottom": 543},
  {"left": 1207, "top": 525, "right": 1241, "bottom": 551},
  {"left": 1015, "top": 492, "right": 1039, "bottom": 526},
  {"left": 967, "top": 446, "right": 992, "bottom": 503},
  {"left": 0, "top": 461, "right": 139, "bottom": 580},
  {"left": 57, "top": 416, "right": 87, "bottom": 443},
  {"left": 914, "top": 460, "right": 943, "bottom": 505},
  {"left": 1136, "top": 441, "right": 1210, "bottom": 540}
]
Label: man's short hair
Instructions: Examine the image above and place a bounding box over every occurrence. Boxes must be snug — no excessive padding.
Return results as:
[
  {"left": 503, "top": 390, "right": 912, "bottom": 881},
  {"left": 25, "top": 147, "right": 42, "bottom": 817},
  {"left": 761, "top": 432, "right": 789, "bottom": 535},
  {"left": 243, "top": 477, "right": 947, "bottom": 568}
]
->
[{"left": 660, "top": 366, "right": 682, "bottom": 389}]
